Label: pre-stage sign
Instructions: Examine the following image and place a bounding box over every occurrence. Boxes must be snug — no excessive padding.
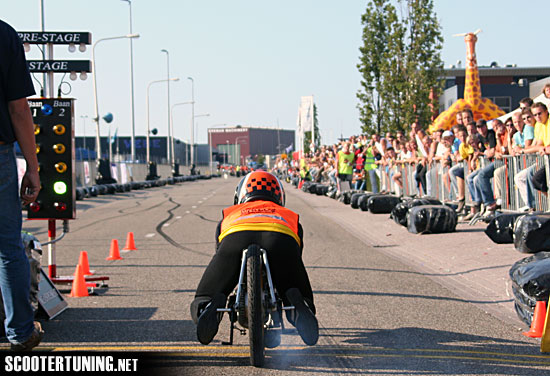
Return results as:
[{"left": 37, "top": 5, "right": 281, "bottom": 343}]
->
[{"left": 18, "top": 31, "right": 92, "bottom": 45}]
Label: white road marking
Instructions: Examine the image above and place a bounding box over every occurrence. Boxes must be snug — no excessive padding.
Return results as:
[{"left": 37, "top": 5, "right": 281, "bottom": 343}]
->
[{"left": 145, "top": 233, "right": 156, "bottom": 238}]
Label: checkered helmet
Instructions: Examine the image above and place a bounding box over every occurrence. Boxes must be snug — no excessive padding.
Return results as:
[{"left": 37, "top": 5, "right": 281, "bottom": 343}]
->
[{"left": 234, "top": 171, "right": 285, "bottom": 206}]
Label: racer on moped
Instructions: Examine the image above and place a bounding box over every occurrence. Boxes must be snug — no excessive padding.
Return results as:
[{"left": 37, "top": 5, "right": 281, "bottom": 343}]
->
[{"left": 190, "top": 171, "right": 318, "bottom": 346}]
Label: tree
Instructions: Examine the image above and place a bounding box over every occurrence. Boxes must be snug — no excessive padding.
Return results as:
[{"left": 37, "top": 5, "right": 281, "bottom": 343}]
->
[
  {"left": 303, "top": 104, "right": 321, "bottom": 153},
  {"left": 357, "top": 0, "right": 443, "bottom": 134},
  {"left": 356, "top": 0, "right": 396, "bottom": 135}
]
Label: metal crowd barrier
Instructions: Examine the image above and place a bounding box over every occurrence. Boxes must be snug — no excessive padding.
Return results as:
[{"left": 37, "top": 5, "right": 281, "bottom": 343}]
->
[{"left": 381, "top": 155, "right": 550, "bottom": 212}]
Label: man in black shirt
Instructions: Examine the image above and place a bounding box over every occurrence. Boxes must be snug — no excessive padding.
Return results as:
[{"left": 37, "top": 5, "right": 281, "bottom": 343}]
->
[
  {"left": 0, "top": 19, "right": 44, "bottom": 351},
  {"left": 464, "top": 119, "right": 496, "bottom": 220}
]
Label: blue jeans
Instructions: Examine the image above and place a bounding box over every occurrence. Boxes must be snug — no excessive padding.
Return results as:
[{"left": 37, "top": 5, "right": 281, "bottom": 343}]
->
[
  {"left": 527, "top": 165, "right": 537, "bottom": 209},
  {"left": 367, "top": 169, "right": 378, "bottom": 193},
  {"left": 475, "top": 162, "right": 496, "bottom": 206},
  {"left": 466, "top": 168, "right": 482, "bottom": 204},
  {"left": 0, "top": 144, "right": 34, "bottom": 344}
]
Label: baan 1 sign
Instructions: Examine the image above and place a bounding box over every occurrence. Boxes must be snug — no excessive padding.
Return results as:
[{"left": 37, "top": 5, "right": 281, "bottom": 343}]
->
[{"left": 27, "top": 60, "right": 92, "bottom": 73}]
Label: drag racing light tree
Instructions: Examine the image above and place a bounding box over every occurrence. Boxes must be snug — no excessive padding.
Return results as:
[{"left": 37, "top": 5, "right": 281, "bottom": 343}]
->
[
  {"left": 92, "top": 33, "right": 139, "bottom": 162},
  {"left": 28, "top": 99, "right": 76, "bottom": 220}
]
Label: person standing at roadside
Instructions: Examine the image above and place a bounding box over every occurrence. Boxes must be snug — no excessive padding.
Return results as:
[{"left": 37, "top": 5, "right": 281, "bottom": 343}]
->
[
  {"left": 0, "top": 19, "right": 44, "bottom": 351},
  {"left": 336, "top": 142, "right": 355, "bottom": 191}
]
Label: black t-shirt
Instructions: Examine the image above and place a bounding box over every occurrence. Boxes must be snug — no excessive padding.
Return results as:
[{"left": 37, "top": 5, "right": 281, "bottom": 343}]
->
[
  {"left": 0, "top": 19, "right": 35, "bottom": 143},
  {"left": 478, "top": 129, "right": 496, "bottom": 152}
]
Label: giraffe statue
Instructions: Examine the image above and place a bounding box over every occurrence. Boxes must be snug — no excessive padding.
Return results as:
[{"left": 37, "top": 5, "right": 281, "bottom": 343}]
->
[{"left": 428, "top": 31, "right": 506, "bottom": 133}]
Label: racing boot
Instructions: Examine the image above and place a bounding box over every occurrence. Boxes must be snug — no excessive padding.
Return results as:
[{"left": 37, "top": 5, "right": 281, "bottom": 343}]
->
[
  {"left": 286, "top": 288, "right": 319, "bottom": 346},
  {"left": 196, "top": 293, "right": 226, "bottom": 345}
]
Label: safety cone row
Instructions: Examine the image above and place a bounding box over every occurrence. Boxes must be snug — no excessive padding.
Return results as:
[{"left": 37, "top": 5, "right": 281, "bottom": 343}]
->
[
  {"left": 106, "top": 239, "right": 123, "bottom": 260},
  {"left": 69, "top": 264, "right": 89, "bottom": 297},
  {"left": 78, "top": 251, "right": 93, "bottom": 275},
  {"left": 523, "top": 300, "right": 547, "bottom": 338},
  {"left": 122, "top": 232, "right": 138, "bottom": 251}
]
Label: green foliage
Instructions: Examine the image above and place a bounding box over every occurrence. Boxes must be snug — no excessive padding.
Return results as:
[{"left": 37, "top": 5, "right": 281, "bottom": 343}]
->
[{"left": 357, "top": 0, "right": 443, "bottom": 135}]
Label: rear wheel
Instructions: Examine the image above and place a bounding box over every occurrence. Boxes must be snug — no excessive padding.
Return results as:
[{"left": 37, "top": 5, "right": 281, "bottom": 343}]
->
[{"left": 247, "top": 244, "right": 265, "bottom": 367}]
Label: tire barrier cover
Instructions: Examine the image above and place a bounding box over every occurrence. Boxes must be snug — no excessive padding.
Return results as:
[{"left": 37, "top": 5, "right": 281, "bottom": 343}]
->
[
  {"left": 513, "top": 214, "right": 550, "bottom": 254},
  {"left": 509, "top": 252, "right": 550, "bottom": 326},
  {"left": 484, "top": 213, "right": 526, "bottom": 244},
  {"left": 359, "top": 193, "right": 379, "bottom": 211},
  {"left": 367, "top": 194, "right": 401, "bottom": 214},
  {"left": 350, "top": 193, "right": 366, "bottom": 209},
  {"left": 315, "top": 184, "right": 328, "bottom": 196},
  {"left": 308, "top": 183, "right": 318, "bottom": 194},
  {"left": 391, "top": 197, "right": 442, "bottom": 227},
  {"left": 301, "top": 181, "right": 312, "bottom": 192},
  {"left": 407, "top": 205, "right": 457, "bottom": 234}
]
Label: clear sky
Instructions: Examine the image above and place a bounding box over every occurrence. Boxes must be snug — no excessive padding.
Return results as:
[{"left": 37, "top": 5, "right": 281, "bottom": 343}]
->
[{"left": 4, "top": 0, "right": 550, "bottom": 146}]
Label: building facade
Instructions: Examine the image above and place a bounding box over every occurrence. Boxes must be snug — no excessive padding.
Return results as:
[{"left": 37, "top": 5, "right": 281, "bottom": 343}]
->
[{"left": 208, "top": 126, "right": 294, "bottom": 166}]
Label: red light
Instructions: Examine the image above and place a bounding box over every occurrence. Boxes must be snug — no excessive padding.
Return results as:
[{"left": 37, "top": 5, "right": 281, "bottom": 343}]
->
[
  {"left": 54, "top": 202, "right": 67, "bottom": 211},
  {"left": 29, "top": 202, "right": 41, "bottom": 212}
]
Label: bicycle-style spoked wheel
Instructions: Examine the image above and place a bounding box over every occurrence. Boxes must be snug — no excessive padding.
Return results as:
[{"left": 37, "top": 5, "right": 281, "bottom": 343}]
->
[{"left": 247, "top": 244, "right": 265, "bottom": 367}]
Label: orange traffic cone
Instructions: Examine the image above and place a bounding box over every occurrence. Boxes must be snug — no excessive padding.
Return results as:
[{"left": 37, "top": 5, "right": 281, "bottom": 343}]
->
[
  {"left": 69, "top": 264, "right": 89, "bottom": 297},
  {"left": 78, "top": 251, "right": 94, "bottom": 275},
  {"left": 106, "top": 239, "right": 123, "bottom": 261},
  {"left": 523, "top": 300, "right": 547, "bottom": 338},
  {"left": 122, "top": 232, "right": 137, "bottom": 251}
]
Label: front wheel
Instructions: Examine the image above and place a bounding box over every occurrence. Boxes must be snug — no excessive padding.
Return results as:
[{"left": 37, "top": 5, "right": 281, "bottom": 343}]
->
[{"left": 247, "top": 244, "right": 265, "bottom": 367}]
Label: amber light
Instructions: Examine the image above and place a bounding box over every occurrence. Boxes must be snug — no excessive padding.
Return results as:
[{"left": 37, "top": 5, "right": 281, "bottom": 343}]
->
[
  {"left": 53, "top": 124, "right": 66, "bottom": 135},
  {"left": 55, "top": 162, "right": 67, "bottom": 173},
  {"left": 53, "top": 144, "right": 66, "bottom": 154}
]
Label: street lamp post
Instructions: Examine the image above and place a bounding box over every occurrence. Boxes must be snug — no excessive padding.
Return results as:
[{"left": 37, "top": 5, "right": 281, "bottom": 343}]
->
[
  {"left": 161, "top": 49, "right": 172, "bottom": 165},
  {"left": 235, "top": 135, "right": 247, "bottom": 168},
  {"left": 80, "top": 115, "right": 88, "bottom": 160},
  {"left": 187, "top": 77, "right": 195, "bottom": 165},
  {"left": 92, "top": 33, "right": 139, "bottom": 162},
  {"left": 146, "top": 77, "right": 179, "bottom": 163},
  {"left": 225, "top": 140, "right": 229, "bottom": 165},
  {"left": 171, "top": 101, "right": 193, "bottom": 165},
  {"left": 121, "top": 0, "right": 137, "bottom": 163}
]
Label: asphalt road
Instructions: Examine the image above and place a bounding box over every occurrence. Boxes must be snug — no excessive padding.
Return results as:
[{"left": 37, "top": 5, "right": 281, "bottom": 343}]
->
[{"left": 9, "top": 176, "right": 550, "bottom": 375}]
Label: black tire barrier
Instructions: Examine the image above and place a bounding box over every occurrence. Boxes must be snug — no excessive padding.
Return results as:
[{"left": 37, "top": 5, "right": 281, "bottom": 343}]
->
[
  {"left": 391, "top": 197, "right": 443, "bottom": 227},
  {"left": 307, "top": 183, "right": 318, "bottom": 194},
  {"left": 366, "top": 194, "right": 401, "bottom": 213},
  {"left": 315, "top": 184, "right": 328, "bottom": 195},
  {"left": 358, "top": 194, "right": 371, "bottom": 211},
  {"left": 76, "top": 187, "right": 84, "bottom": 200},
  {"left": 509, "top": 252, "right": 550, "bottom": 326},
  {"left": 350, "top": 193, "right": 366, "bottom": 209},
  {"left": 514, "top": 214, "right": 550, "bottom": 254},
  {"left": 485, "top": 213, "right": 527, "bottom": 244},
  {"left": 406, "top": 205, "right": 457, "bottom": 234},
  {"left": 89, "top": 186, "right": 99, "bottom": 197}
]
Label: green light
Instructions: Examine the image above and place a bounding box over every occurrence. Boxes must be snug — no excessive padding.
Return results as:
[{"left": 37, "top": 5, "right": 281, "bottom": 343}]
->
[{"left": 53, "top": 181, "right": 67, "bottom": 195}]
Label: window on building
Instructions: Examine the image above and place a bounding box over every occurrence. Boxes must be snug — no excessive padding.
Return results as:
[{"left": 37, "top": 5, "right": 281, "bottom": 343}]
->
[{"left": 486, "top": 96, "right": 512, "bottom": 113}]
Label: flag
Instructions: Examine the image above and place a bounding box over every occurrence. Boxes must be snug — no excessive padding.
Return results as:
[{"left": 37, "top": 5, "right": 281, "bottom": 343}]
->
[
  {"left": 297, "top": 96, "right": 314, "bottom": 134},
  {"left": 285, "top": 143, "right": 294, "bottom": 154},
  {"left": 111, "top": 128, "right": 118, "bottom": 145}
]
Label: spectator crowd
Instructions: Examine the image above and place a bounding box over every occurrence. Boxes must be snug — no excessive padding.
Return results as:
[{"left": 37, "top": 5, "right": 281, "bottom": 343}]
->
[{"left": 272, "top": 90, "right": 550, "bottom": 218}]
